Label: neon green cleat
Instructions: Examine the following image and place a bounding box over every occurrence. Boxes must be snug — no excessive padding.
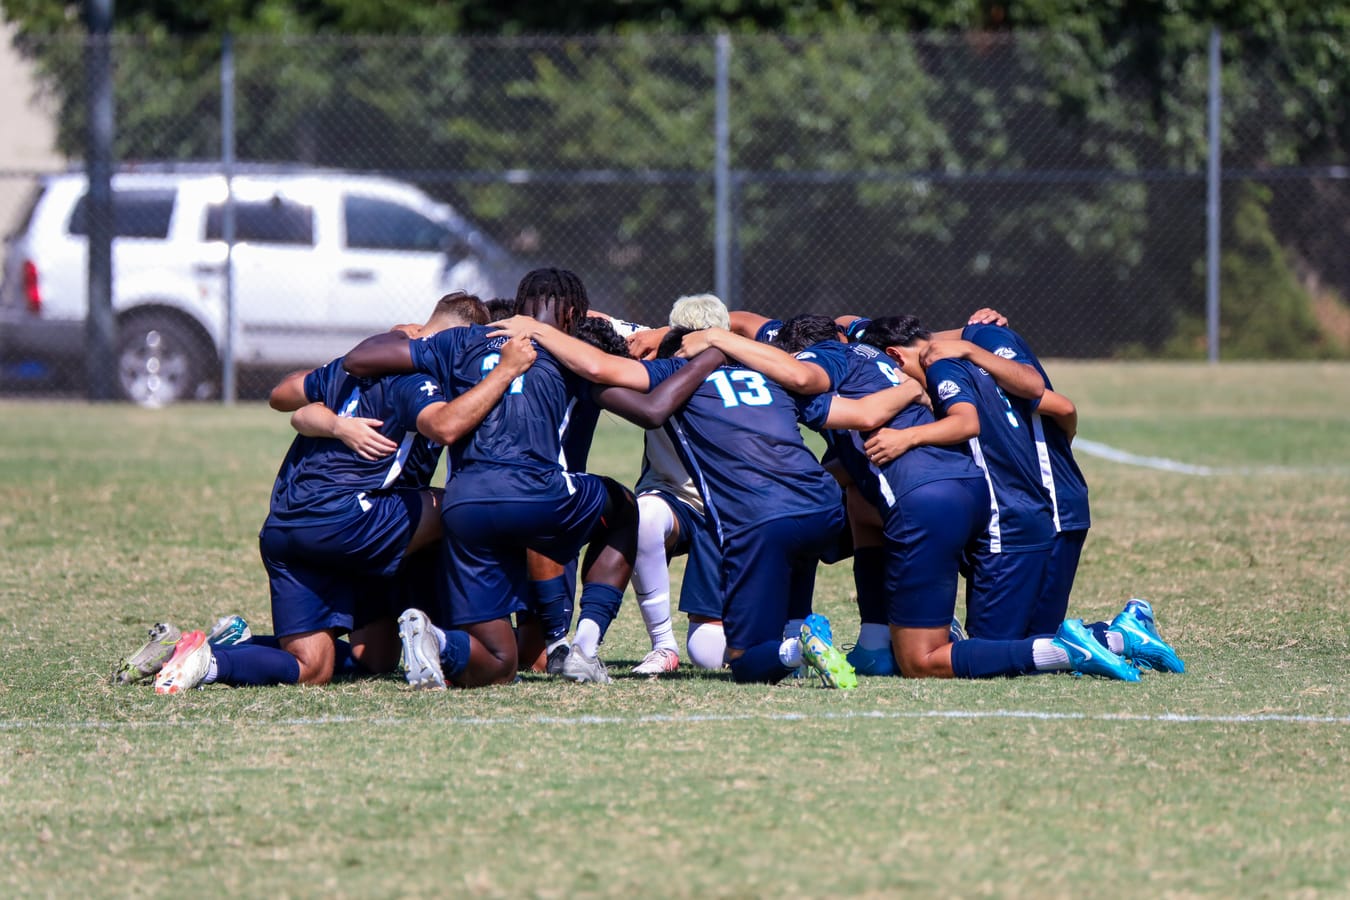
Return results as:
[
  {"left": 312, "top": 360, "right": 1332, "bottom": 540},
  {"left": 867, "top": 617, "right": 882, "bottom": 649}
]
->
[{"left": 801, "top": 614, "right": 858, "bottom": 690}]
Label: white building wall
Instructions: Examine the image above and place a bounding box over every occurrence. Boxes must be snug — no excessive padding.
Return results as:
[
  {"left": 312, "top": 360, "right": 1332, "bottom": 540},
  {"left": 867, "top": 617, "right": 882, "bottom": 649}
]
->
[{"left": 0, "top": 18, "right": 65, "bottom": 232}]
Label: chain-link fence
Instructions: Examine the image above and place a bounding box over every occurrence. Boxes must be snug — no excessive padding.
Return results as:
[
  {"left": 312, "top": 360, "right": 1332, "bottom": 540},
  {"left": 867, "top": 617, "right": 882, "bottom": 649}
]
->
[{"left": 1, "top": 31, "right": 1346, "bottom": 403}]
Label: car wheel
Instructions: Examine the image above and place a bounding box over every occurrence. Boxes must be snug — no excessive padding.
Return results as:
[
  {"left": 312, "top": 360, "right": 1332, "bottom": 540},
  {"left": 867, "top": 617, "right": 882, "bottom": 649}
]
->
[{"left": 116, "top": 315, "right": 214, "bottom": 407}]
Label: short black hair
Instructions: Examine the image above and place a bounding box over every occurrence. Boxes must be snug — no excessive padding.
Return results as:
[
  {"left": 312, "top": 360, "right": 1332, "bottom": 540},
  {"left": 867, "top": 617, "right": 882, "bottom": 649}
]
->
[
  {"left": 772, "top": 313, "right": 841, "bottom": 354},
  {"left": 574, "top": 316, "right": 632, "bottom": 358},
  {"left": 656, "top": 327, "right": 694, "bottom": 360},
  {"left": 859, "top": 314, "right": 931, "bottom": 349},
  {"left": 484, "top": 297, "right": 516, "bottom": 321}
]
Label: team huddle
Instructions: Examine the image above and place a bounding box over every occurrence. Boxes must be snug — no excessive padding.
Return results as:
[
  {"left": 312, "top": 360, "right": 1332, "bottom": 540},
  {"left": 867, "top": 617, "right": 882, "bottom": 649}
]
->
[{"left": 113, "top": 267, "right": 1185, "bottom": 694}]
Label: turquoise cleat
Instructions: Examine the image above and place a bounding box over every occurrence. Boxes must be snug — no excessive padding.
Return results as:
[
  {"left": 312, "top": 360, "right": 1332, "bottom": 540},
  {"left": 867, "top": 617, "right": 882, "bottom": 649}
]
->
[
  {"left": 1052, "top": 619, "right": 1140, "bottom": 682},
  {"left": 1109, "top": 599, "right": 1185, "bottom": 673}
]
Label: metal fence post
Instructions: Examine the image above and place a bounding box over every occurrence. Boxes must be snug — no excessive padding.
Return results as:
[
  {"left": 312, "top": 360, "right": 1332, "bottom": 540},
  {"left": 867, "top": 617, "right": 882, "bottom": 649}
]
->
[
  {"left": 220, "top": 31, "right": 238, "bottom": 404},
  {"left": 714, "top": 32, "right": 732, "bottom": 307},
  {"left": 1206, "top": 26, "right": 1222, "bottom": 364},
  {"left": 84, "top": 0, "right": 116, "bottom": 400}
]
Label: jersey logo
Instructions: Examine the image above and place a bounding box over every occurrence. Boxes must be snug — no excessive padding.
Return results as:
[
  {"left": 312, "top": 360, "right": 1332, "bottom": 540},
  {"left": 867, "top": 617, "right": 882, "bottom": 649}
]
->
[
  {"left": 994, "top": 347, "right": 1018, "bottom": 359},
  {"left": 419, "top": 380, "right": 437, "bottom": 397},
  {"left": 795, "top": 351, "right": 818, "bottom": 361},
  {"left": 937, "top": 380, "right": 960, "bottom": 401}
]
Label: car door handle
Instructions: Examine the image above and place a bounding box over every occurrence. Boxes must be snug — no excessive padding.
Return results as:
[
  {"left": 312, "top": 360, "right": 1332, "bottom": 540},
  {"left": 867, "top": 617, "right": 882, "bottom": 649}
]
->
[
  {"left": 341, "top": 269, "right": 375, "bottom": 283},
  {"left": 193, "top": 263, "right": 225, "bottom": 276}
]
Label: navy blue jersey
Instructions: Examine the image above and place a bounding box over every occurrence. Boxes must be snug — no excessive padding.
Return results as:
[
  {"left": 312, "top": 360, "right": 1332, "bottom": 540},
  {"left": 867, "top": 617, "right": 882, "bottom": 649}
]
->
[
  {"left": 962, "top": 324, "right": 1090, "bottom": 531},
  {"left": 926, "top": 356, "right": 1054, "bottom": 552},
  {"left": 791, "top": 339, "right": 851, "bottom": 392},
  {"left": 267, "top": 359, "right": 445, "bottom": 525},
  {"left": 754, "top": 319, "right": 784, "bottom": 344},
  {"left": 644, "top": 358, "right": 842, "bottom": 541},
  {"left": 410, "top": 324, "right": 601, "bottom": 498},
  {"left": 800, "top": 342, "right": 984, "bottom": 511}
]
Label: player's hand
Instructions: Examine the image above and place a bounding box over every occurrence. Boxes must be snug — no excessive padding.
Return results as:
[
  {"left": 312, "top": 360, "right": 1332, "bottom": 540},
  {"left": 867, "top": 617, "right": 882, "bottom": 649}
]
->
[
  {"left": 487, "top": 315, "right": 542, "bottom": 342},
  {"left": 967, "top": 307, "right": 1007, "bottom": 326},
  {"left": 496, "top": 333, "right": 537, "bottom": 376},
  {"left": 626, "top": 327, "right": 668, "bottom": 360},
  {"left": 862, "top": 427, "right": 916, "bottom": 466},
  {"left": 921, "top": 339, "right": 975, "bottom": 367},
  {"left": 679, "top": 328, "right": 719, "bottom": 359},
  {"left": 332, "top": 417, "right": 398, "bottom": 461}
]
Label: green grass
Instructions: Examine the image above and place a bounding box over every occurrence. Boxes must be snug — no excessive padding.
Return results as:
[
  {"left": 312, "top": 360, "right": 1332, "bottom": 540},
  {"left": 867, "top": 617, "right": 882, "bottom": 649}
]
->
[{"left": 2, "top": 362, "right": 1349, "bottom": 897}]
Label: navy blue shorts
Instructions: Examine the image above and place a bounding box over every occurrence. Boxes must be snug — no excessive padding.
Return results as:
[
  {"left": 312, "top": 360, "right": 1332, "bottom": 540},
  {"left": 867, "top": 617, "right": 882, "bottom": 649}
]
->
[
  {"left": 720, "top": 505, "right": 846, "bottom": 652},
  {"left": 962, "top": 546, "right": 1052, "bottom": 640},
  {"left": 259, "top": 489, "right": 423, "bottom": 637},
  {"left": 885, "top": 477, "right": 988, "bottom": 629},
  {"left": 440, "top": 472, "right": 610, "bottom": 625},
  {"left": 1025, "top": 528, "right": 1088, "bottom": 637}
]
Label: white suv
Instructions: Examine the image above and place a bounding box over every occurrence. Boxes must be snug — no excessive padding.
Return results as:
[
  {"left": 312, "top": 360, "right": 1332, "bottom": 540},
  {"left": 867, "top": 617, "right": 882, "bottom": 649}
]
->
[{"left": 0, "top": 164, "right": 516, "bottom": 405}]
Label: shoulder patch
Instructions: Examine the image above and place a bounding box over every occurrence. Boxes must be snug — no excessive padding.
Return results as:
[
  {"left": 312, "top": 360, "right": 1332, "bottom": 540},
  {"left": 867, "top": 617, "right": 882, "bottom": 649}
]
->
[
  {"left": 994, "top": 346, "right": 1018, "bottom": 360},
  {"left": 936, "top": 380, "right": 961, "bottom": 401},
  {"left": 795, "top": 351, "right": 817, "bottom": 361}
]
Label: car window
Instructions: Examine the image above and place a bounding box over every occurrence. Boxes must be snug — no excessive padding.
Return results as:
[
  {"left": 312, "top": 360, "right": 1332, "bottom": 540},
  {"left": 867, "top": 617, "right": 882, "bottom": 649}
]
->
[
  {"left": 68, "top": 189, "right": 176, "bottom": 239},
  {"left": 344, "top": 194, "right": 447, "bottom": 253},
  {"left": 206, "top": 197, "right": 314, "bottom": 246}
]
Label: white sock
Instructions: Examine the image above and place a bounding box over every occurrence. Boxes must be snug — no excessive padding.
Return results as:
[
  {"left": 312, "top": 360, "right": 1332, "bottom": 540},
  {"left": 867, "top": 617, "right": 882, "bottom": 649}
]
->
[
  {"left": 856, "top": 622, "right": 891, "bottom": 651},
  {"left": 633, "top": 495, "right": 679, "bottom": 652},
  {"left": 1105, "top": 630, "right": 1125, "bottom": 655},
  {"left": 572, "top": 619, "right": 602, "bottom": 658},
  {"left": 1032, "top": 638, "right": 1071, "bottom": 671},
  {"left": 430, "top": 622, "right": 448, "bottom": 656},
  {"left": 202, "top": 651, "right": 219, "bottom": 684},
  {"left": 686, "top": 621, "right": 727, "bottom": 669},
  {"left": 778, "top": 638, "right": 804, "bottom": 668}
]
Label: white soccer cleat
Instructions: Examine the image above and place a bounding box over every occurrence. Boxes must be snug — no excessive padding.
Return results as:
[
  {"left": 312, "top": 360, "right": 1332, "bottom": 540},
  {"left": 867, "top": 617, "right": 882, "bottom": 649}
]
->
[
  {"left": 631, "top": 647, "right": 680, "bottom": 676},
  {"left": 561, "top": 646, "right": 611, "bottom": 684},
  {"left": 153, "top": 630, "right": 212, "bottom": 694},
  {"left": 398, "top": 608, "right": 446, "bottom": 691}
]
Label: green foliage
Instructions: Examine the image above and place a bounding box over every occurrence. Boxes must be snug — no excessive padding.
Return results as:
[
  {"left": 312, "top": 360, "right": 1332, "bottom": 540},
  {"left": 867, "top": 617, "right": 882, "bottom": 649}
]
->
[{"left": 1163, "top": 182, "right": 1344, "bottom": 359}]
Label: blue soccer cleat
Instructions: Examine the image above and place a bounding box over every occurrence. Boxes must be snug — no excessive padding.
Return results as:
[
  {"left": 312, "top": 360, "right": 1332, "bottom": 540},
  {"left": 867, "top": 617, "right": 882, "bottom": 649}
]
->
[
  {"left": 206, "top": 614, "right": 252, "bottom": 647},
  {"left": 1052, "top": 619, "right": 1140, "bottom": 682},
  {"left": 845, "top": 644, "right": 898, "bottom": 677},
  {"left": 949, "top": 615, "right": 968, "bottom": 644},
  {"left": 1109, "top": 599, "right": 1185, "bottom": 673}
]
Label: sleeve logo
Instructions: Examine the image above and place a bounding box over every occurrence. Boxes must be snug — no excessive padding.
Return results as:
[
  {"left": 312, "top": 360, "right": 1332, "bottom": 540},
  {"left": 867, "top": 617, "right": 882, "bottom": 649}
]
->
[
  {"left": 937, "top": 380, "right": 960, "bottom": 401},
  {"left": 995, "top": 347, "right": 1018, "bottom": 359}
]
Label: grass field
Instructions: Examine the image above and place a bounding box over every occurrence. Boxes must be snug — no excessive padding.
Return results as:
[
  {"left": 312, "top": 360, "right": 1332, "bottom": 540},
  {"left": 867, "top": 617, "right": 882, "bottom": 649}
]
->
[{"left": 1, "top": 361, "right": 1348, "bottom": 898}]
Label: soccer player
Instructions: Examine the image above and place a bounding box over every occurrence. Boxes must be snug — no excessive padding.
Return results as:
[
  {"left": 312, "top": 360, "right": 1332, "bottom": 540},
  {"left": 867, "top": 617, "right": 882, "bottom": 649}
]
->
[
  {"left": 343, "top": 268, "right": 641, "bottom": 687},
  {"left": 857, "top": 315, "right": 1182, "bottom": 678},
  {"left": 147, "top": 294, "right": 538, "bottom": 693}
]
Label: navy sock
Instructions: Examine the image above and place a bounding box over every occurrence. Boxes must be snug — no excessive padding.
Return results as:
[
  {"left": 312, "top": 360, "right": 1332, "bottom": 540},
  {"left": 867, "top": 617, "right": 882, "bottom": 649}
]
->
[
  {"left": 727, "top": 642, "right": 794, "bottom": 684},
  {"left": 248, "top": 634, "right": 282, "bottom": 649},
  {"left": 441, "top": 630, "right": 471, "bottom": 680},
  {"left": 332, "top": 639, "right": 362, "bottom": 680},
  {"left": 212, "top": 644, "right": 301, "bottom": 686},
  {"left": 531, "top": 575, "right": 573, "bottom": 644},
  {"left": 950, "top": 638, "right": 1038, "bottom": 679},
  {"left": 852, "top": 546, "right": 888, "bottom": 626},
  {"left": 577, "top": 582, "right": 624, "bottom": 642},
  {"left": 1087, "top": 621, "right": 1111, "bottom": 648}
]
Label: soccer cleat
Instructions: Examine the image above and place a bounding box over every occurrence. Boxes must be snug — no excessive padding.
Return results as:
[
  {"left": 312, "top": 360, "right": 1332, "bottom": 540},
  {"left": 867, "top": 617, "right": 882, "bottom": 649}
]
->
[
  {"left": 398, "top": 608, "right": 446, "bottom": 691},
  {"left": 545, "top": 640, "right": 571, "bottom": 676},
  {"left": 800, "top": 614, "right": 858, "bottom": 689},
  {"left": 845, "top": 644, "right": 897, "bottom": 677},
  {"left": 206, "top": 614, "right": 252, "bottom": 646},
  {"left": 112, "top": 622, "right": 181, "bottom": 685},
  {"left": 561, "top": 646, "right": 611, "bottom": 684},
  {"left": 1052, "top": 619, "right": 1140, "bottom": 682},
  {"left": 153, "top": 630, "right": 212, "bottom": 694},
  {"left": 949, "top": 615, "right": 968, "bottom": 643},
  {"left": 632, "top": 647, "right": 680, "bottom": 676},
  {"left": 1109, "top": 599, "right": 1185, "bottom": 673}
]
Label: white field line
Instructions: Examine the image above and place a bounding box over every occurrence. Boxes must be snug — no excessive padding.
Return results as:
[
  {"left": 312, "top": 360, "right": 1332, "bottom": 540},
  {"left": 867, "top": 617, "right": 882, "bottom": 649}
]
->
[
  {"left": 1073, "top": 438, "right": 1349, "bottom": 476},
  {"left": 3, "top": 707, "right": 1349, "bottom": 732}
]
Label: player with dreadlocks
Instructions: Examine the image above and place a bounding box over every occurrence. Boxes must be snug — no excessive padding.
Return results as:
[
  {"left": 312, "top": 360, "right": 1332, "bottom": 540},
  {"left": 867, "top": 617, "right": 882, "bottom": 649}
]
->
[{"left": 343, "top": 268, "right": 639, "bottom": 687}]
